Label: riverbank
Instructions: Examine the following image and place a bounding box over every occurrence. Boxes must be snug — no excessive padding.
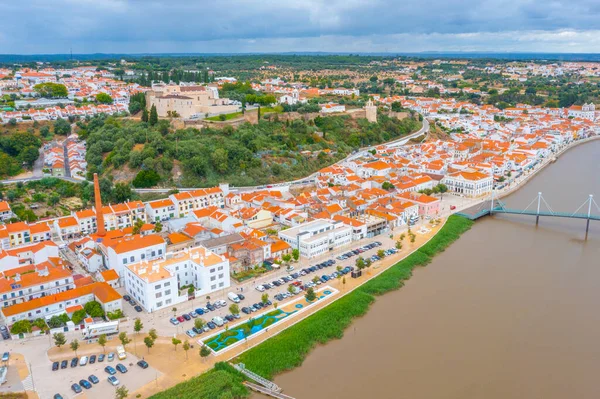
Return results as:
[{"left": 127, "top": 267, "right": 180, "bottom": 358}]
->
[{"left": 147, "top": 216, "right": 473, "bottom": 398}]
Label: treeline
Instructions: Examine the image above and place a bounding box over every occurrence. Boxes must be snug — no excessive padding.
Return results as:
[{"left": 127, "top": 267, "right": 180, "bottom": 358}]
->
[
  {"left": 81, "top": 113, "right": 420, "bottom": 188},
  {"left": 0, "top": 131, "right": 42, "bottom": 178}
]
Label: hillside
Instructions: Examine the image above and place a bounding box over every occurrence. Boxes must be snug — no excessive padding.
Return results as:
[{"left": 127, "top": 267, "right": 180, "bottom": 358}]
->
[{"left": 82, "top": 113, "right": 421, "bottom": 188}]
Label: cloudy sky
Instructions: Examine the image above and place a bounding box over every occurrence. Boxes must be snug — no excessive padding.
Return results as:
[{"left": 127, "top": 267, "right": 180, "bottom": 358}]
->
[{"left": 2, "top": 0, "right": 600, "bottom": 54}]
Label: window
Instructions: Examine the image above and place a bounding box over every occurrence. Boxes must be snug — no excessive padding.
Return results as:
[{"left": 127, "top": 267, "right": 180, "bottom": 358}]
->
[
  {"left": 164, "top": 282, "right": 170, "bottom": 287},
  {"left": 210, "top": 268, "right": 216, "bottom": 274},
  {"left": 211, "top": 284, "right": 217, "bottom": 290},
  {"left": 155, "top": 292, "right": 162, "bottom": 298},
  {"left": 158, "top": 249, "right": 163, "bottom": 255},
  {"left": 141, "top": 254, "right": 145, "bottom": 260},
  {"left": 130, "top": 256, "right": 135, "bottom": 262},
  {"left": 166, "top": 299, "right": 171, "bottom": 305},
  {"left": 218, "top": 273, "right": 224, "bottom": 279},
  {"left": 210, "top": 276, "right": 216, "bottom": 281},
  {"left": 218, "top": 266, "right": 223, "bottom": 271},
  {"left": 156, "top": 301, "right": 162, "bottom": 308},
  {"left": 123, "top": 258, "right": 127, "bottom": 265},
  {"left": 219, "top": 282, "right": 224, "bottom": 287},
  {"left": 165, "top": 289, "right": 171, "bottom": 296},
  {"left": 154, "top": 284, "right": 161, "bottom": 290}
]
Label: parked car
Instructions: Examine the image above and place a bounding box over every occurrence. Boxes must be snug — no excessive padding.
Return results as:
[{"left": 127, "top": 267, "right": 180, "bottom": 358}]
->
[
  {"left": 70, "top": 357, "right": 78, "bottom": 368},
  {"left": 89, "top": 355, "right": 96, "bottom": 364},
  {"left": 88, "top": 374, "right": 99, "bottom": 384},
  {"left": 206, "top": 303, "right": 216, "bottom": 311},
  {"left": 176, "top": 316, "right": 185, "bottom": 323},
  {"left": 195, "top": 308, "right": 204, "bottom": 315},
  {"left": 53, "top": 395, "right": 63, "bottom": 399},
  {"left": 170, "top": 317, "right": 179, "bottom": 325},
  {"left": 207, "top": 321, "right": 216, "bottom": 329},
  {"left": 107, "top": 375, "right": 120, "bottom": 386},
  {"left": 71, "top": 383, "right": 82, "bottom": 393},
  {"left": 1, "top": 352, "right": 8, "bottom": 362},
  {"left": 224, "top": 315, "right": 234, "bottom": 322},
  {"left": 189, "top": 311, "right": 198, "bottom": 318},
  {"left": 137, "top": 360, "right": 149, "bottom": 369},
  {"left": 79, "top": 379, "right": 92, "bottom": 389},
  {"left": 115, "top": 363, "right": 128, "bottom": 373},
  {"left": 255, "top": 285, "right": 265, "bottom": 292},
  {"left": 185, "top": 330, "right": 197, "bottom": 338},
  {"left": 134, "top": 305, "right": 143, "bottom": 312},
  {"left": 60, "top": 360, "right": 68, "bottom": 369},
  {"left": 104, "top": 366, "right": 116, "bottom": 375},
  {"left": 98, "top": 354, "right": 105, "bottom": 362},
  {"left": 216, "top": 300, "right": 227, "bottom": 307},
  {"left": 123, "top": 295, "right": 131, "bottom": 301},
  {"left": 237, "top": 294, "right": 245, "bottom": 300},
  {"left": 79, "top": 356, "right": 88, "bottom": 366},
  {"left": 241, "top": 307, "right": 251, "bottom": 315},
  {"left": 107, "top": 352, "right": 115, "bottom": 362},
  {"left": 52, "top": 361, "right": 59, "bottom": 371},
  {"left": 182, "top": 314, "right": 191, "bottom": 321}
]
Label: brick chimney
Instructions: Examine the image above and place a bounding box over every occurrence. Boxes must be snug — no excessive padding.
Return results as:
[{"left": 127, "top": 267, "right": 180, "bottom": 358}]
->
[{"left": 94, "top": 173, "right": 106, "bottom": 237}]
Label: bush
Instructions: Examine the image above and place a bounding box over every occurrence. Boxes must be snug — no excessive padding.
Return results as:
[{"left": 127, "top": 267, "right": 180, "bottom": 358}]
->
[
  {"left": 132, "top": 169, "right": 161, "bottom": 188},
  {"left": 10, "top": 320, "right": 31, "bottom": 335},
  {"left": 71, "top": 309, "right": 88, "bottom": 325},
  {"left": 84, "top": 301, "right": 105, "bottom": 318},
  {"left": 107, "top": 309, "right": 124, "bottom": 320}
]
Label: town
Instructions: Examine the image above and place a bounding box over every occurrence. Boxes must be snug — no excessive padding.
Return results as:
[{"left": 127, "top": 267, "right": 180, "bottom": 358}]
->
[{"left": 0, "top": 55, "right": 598, "bottom": 399}]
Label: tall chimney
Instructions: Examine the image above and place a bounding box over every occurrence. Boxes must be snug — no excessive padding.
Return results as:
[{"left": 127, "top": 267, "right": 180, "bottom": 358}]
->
[{"left": 94, "top": 173, "right": 106, "bottom": 237}]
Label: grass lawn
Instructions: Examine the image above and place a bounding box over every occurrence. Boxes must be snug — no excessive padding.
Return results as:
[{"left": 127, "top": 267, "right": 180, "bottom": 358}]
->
[{"left": 206, "top": 112, "right": 243, "bottom": 121}]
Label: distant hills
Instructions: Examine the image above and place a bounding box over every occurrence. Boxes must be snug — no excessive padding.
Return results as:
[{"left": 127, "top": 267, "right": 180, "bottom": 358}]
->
[{"left": 2, "top": 52, "right": 600, "bottom": 64}]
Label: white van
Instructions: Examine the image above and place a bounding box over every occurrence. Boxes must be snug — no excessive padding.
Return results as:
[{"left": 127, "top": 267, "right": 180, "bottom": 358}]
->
[
  {"left": 212, "top": 316, "right": 224, "bottom": 327},
  {"left": 227, "top": 292, "right": 240, "bottom": 303}
]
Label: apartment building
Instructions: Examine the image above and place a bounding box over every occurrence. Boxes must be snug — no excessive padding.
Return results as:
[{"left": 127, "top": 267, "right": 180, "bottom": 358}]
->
[
  {"left": 100, "top": 234, "right": 167, "bottom": 277},
  {"left": 279, "top": 219, "right": 352, "bottom": 258},
  {"left": 442, "top": 170, "right": 494, "bottom": 198},
  {"left": 169, "top": 187, "right": 225, "bottom": 218},
  {"left": 123, "top": 245, "right": 230, "bottom": 312}
]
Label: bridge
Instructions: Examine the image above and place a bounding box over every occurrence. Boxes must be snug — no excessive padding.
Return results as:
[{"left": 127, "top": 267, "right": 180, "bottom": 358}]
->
[
  {"left": 457, "top": 192, "right": 600, "bottom": 239},
  {"left": 232, "top": 363, "right": 296, "bottom": 398}
]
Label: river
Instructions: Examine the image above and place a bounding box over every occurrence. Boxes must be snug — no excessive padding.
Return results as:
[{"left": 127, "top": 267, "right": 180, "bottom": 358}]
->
[{"left": 254, "top": 140, "right": 600, "bottom": 399}]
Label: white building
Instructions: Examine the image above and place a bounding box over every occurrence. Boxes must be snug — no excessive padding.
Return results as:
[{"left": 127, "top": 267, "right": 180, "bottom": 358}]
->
[
  {"left": 123, "top": 245, "right": 230, "bottom": 312},
  {"left": 100, "top": 234, "right": 167, "bottom": 277},
  {"left": 278, "top": 219, "right": 352, "bottom": 259},
  {"left": 442, "top": 170, "right": 494, "bottom": 198}
]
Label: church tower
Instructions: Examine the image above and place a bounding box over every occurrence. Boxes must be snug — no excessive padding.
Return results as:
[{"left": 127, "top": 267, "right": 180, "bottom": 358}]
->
[{"left": 365, "top": 98, "right": 377, "bottom": 123}]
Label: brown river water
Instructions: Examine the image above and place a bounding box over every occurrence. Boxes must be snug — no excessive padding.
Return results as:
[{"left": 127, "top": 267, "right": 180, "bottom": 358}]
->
[{"left": 252, "top": 140, "right": 600, "bottom": 399}]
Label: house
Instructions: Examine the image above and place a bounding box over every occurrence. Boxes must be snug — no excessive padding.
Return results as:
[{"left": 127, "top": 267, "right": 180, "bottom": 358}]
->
[
  {"left": 0, "top": 202, "right": 13, "bottom": 221},
  {"left": 442, "top": 170, "right": 494, "bottom": 198},
  {"left": 99, "top": 234, "right": 167, "bottom": 277},
  {"left": 397, "top": 192, "right": 441, "bottom": 217},
  {"left": 145, "top": 199, "right": 176, "bottom": 222},
  {"left": 1, "top": 282, "right": 122, "bottom": 325},
  {"left": 279, "top": 219, "right": 352, "bottom": 259}
]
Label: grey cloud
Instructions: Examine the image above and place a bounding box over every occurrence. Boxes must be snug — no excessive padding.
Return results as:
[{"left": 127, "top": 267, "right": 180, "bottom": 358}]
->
[{"left": 2, "top": 0, "right": 600, "bottom": 53}]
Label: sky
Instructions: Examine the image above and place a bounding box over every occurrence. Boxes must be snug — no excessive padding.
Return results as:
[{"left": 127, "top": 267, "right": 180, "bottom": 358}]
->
[{"left": 2, "top": 0, "right": 600, "bottom": 54}]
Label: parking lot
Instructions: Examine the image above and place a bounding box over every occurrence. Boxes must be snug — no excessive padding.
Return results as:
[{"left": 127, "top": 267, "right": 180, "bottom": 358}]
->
[{"left": 37, "top": 351, "right": 160, "bottom": 399}]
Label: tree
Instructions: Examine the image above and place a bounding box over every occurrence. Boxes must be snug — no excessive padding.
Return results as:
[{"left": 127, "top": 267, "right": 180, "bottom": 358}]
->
[
  {"left": 53, "top": 332, "right": 67, "bottom": 348},
  {"left": 53, "top": 118, "right": 71, "bottom": 135},
  {"left": 172, "top": 337, "right": 182, "bottom": 351},
  {"left": 34, "top": 82, "right": 68, "bottom": 98},
  {"left": 154, "top": 221, "right": 163, "bottom": 233},
  {"left": 144, "top": 336, "right": 154, "bottom": 353},
  {"left": 292, "top": 248, "right": 299, "bottom": 262},
  {"left": 305, "top": 287, "right": 316, "bottom": 302},
  {"left": 312, "top": 276, "right": 320, "bottom": 285},
  {"left": 261, "top": 293, "right": 269, "bottom": 304},
  {"left": 132, "top": 169, "right": 160, "bottom": 188},
  {"left": 183, "top": 340, "right": 191, "bottom": 360},
  {"left": 10, "top": 320, "right": 32, "bottom": 335},
  {"left": 118, "top": 332, "right": 131, "bottom": 349},
  {"left": 113, "top": 183, "right": 133, "bottom": 203},
  {"left": 96, "top": 93, "right": 113, "bottom": 104},
  {"left": 382, "top": 181, "right": 395, "bottom": 190},
  {"left": 200, "top": 345, "right": 211, "bottom": 359},
  {"left": 436, "top": 183, "right": 448, "bottom": 199},
  {"left": 377, "top": 249, "right": 386, "bottom": 258},
  {"left": 172, "top": 307, "right": 177, "bottom": 318},
  {"left": 391, "top": 101, "right": 403, "bottom": 112},
  {"left": 194, "top": 318, "right": 206, "bottom": 331},
  {"left": 84, "top": 301, "right": 105, "bottom": 317},
  {"left": 149, "top": 104, "right": 158, "bottom": 126},
  {"left": 115, "top": 385, "right": 129, "bottom": 399},
  {"left": 134, "top": 318, "right": 143, "bottom": 334},
  {"left": 148, "top": 328, "right": 158, "bottom": 341},
  {"left": 395, "top": 240, "right": 403, "bottom": 250},
  {"left": 132, "top": 218, "right": 145, "bottom": 235},
  {"left": 229, "top": 304, "right": 239, "bottom": 316},
  {"left": 141, "top": 108, "right": 149, "bottom": 123},
  {"left": 98, "top": 334, "right": 107, "bottom": 353},
  {"left": 70, "top": 339, "right": 80, "bottom": 356},
  {"left": 356, "top": 257, "right": 366, "bottom": 270},
  {"left": 282, "top": 254, "right": 292, "bottom": 263}
]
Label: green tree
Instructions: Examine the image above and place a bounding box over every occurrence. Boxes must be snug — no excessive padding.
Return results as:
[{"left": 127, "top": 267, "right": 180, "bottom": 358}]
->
[
  {"left": 183, "top": 340, "right": 191, "bottom": 360},
  {"left": 10, "top": 320, "right": 31, "bottom": 335},
  {"left": 292, "top": 248, "right": 299, "bottom": 262},
  {"left": 282, "top": 254, "right": 292, "bottom": 263},
  {"left": 98, "top": 334, "right": 107, "bottom": 353},
  {"left": 113, "top": 183, "right": 133, "bottom": 203},
  {"left": 148, "top": 328, "right": 158, "bottom": 341},
  {"left": 70, "top": 339, "right": 80, "bottom": 356},
  {"left": 118, "top": 332, "right": 131, "bottom": 349},
  {"left": 96, "top": 93, "right": 113, "bottom": 104},
  {"left": 53, "top": 118, "right": 71, "bottom": 135},
  {"left": 84, "top": 301, "right": 105, "bottom": 317},
  {"left": 115, "top": 385, "right": 129, "bottom": 399},
  {"left": 132, "top": 169, "right": 160, "bottom": 188},
  {"left": 199, "top": 345, "right": 211, "bottom": 359},
  {"left": 134, "top": 318, "right": 143, "bottom": 334},
  {"left": 34, "top": 82, "right": 68, "bottom": 98},
  {"left": 141, "top": 108, "right": 149, "bottom": 123},
  {"left": 436, "top": 183, "right": 448, "bottom": 198},
  {"left": 53, "top": 332, "right": 67, "bottom": 348},
  {"left": 377, "top": 249, "right": 386, "bottom": 258},
  {"left": 382, "top": 181, "right": 395, "bottom": 190},
  {"left": 172, "top": 337, "right": 182, "bottom": 351},
  {"left": 194, "top": 318, "right": 206, "bottom": 331},
  {"left": 149, "top": 104, "right": 158, "bottom": 126},
  {"left": 356, "top": 257, "right": 366, "bottom": 270},
  {"left": 229, "top": 304, "right": 239, "bottom": 315},
  {"left": 261, "top": 293, "right": 269, "bottom": 304},
  {"left": 132, "top": 218, "right": 145, "bottom": 235},
  {"left": 395, "top": 240, "right": 403, "bottom": 250},
  {"left": 211, "top": 148, "right": 229, "bottom": 174},
  {"left": 288, "top": 284, "right": 295, "bottom": 295},
  {"left": 144, "top": 336, "right": 154, "bottom": 353},
  {"left": 305, "top": 287, "right": 316, "bottom": 302},
  {"left": 154, "top": 221, "right": 163, "bottom": 233}
]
